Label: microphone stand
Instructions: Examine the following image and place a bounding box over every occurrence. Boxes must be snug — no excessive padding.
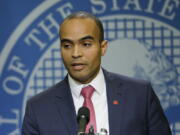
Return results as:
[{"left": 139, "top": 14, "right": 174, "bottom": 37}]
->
[
  {"left": 88, "top": 126, "right": 95, "bottom": 135},
  {"left": 77, "top": 125, "right": 95, "bottom": 135},
  {"left": 77, "top": 126, "right": 108, "bottom": 135}
]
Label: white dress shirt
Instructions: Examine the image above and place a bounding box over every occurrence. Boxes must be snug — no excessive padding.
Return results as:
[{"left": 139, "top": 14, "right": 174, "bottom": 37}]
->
[{"left": 68, "top": 68, "right": 109, "bottom": 134}]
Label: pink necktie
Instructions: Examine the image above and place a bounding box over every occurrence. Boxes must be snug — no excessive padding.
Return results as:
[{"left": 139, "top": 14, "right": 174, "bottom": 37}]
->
[{"left": 81, "top": 85, "right": 97, "bottom": 132}]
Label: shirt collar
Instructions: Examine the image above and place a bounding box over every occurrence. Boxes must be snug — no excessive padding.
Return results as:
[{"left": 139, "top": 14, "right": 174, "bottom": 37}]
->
[{"left": 68, "top": 68, "right": 106, "bottom": 98}]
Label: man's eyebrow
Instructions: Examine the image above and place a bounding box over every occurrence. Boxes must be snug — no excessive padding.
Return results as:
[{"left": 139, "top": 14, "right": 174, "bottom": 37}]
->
[
  {"left": 80, "top": 35, "right": 95, "bottom": 41},
  {"left": 61, "top": 36, "right": 94, "bottom": 44},
  {"left": 61, "top": 39, "right": 73, "bottom": 44}
]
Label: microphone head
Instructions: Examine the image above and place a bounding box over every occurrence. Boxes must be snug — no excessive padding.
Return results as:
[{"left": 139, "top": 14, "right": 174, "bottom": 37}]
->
[{"left": 77, "top": 107, "right": 90, "bottom": 124}]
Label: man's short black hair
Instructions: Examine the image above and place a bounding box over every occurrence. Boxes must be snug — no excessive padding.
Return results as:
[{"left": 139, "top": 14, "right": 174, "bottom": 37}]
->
[{"left": 60, "top": 11, "right": 104, "bottom": 42}]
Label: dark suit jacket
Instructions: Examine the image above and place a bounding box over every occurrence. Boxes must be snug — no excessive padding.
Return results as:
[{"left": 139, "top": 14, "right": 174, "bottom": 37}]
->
[{"left": 22, "top": 69, "right": 172, "bottom": 135}]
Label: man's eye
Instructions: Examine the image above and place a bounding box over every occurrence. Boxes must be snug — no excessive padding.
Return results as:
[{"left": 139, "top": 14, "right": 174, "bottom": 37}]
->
[
  {"left": 63, "top": 44, "right": 72, "bottom": 49},
  {"left": 83, "top": 43, "right": 91, "bottom": 47}
]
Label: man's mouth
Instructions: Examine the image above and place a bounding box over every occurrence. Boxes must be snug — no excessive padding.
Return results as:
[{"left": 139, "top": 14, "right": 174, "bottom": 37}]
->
[{"left": 71, "top": 63, "right": 86, "bottom": 71}]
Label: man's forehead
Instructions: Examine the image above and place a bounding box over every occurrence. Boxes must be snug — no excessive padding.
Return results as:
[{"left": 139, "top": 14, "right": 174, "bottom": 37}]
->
[
  {"left": 60, "top": 18, "right": 98, "bottom": 32},
  {"left": 59, "top": 17, "right": 101, "bottom": 42}
]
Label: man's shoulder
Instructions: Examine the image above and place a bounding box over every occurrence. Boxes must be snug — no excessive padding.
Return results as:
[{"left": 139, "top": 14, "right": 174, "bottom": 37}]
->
[
  {"left": 103, "top": 69, "right": 150, "bottom": 86},
  {"left": 27, "top": 77, "right": 68, "bottom": 105},
  {"left": 103, "top": 69, "right": 154, "bottom": 99}
]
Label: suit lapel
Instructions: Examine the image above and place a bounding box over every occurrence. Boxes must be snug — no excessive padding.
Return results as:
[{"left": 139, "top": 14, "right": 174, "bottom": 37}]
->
[
  {"left": 103, "top": 70, "right": 126, "bottom": 135},
  {"left": 53, "top": 76, "right": 78, "bottom": 135},
  {"left": 52, "top": 70, "right": 126, "bottom": 135}
]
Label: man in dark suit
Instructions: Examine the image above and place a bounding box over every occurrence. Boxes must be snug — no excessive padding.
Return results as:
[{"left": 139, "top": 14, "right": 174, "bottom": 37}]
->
[{"left": 22, "top": 11, "right": 172, "bottom": 135}]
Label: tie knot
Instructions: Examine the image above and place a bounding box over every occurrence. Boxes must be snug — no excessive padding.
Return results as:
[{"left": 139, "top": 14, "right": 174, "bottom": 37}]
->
[{"left": 81, "top": 85, "right": 95, "bottom": 99}]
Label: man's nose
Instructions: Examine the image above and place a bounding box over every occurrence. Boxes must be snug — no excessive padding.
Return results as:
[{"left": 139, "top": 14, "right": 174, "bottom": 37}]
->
[{"left": 72, "top": 45, "right": 82, "bottom": 58}]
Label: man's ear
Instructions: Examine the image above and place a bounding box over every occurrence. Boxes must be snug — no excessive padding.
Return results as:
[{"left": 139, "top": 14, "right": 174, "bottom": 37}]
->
[{"left": 101, "top": 40, "right": 108, "bottom": 56}]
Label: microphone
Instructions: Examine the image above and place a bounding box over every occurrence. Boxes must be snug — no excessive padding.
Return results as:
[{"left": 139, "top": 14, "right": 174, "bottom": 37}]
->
[{"left": 77, "top": 107, "right": 90, "bottom": 135}]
